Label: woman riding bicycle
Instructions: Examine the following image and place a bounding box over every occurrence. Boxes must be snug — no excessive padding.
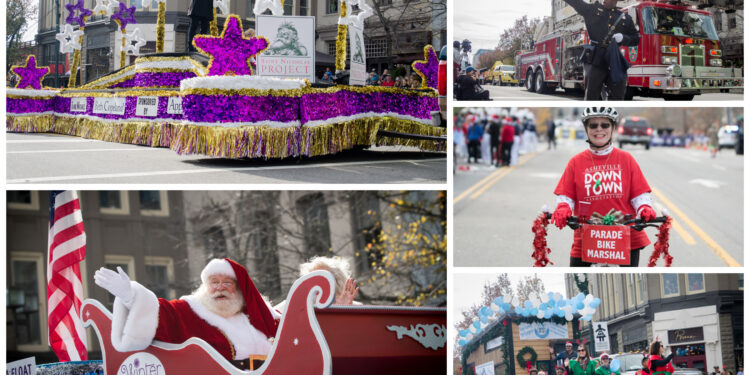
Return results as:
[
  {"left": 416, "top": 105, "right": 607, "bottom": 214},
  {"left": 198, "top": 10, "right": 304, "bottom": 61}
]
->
[
  {"left": 569, "top": 345, "right": 597, "bottom": 375},
  {"left": 552, "top": 107, "right": 657, "bottom": 267}
]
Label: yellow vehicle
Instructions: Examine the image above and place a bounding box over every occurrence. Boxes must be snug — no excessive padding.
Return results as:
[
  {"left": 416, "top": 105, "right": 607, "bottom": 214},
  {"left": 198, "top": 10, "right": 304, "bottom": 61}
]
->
[{"left": 490, "top": 62, "right": 518, "bottom": 86}]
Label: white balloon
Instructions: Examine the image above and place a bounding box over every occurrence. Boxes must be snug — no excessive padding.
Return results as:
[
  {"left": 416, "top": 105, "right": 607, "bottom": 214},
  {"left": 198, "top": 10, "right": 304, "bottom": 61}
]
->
[
  {"left": 554, "top": 292, "right": 562, "bottom": 302},
  {"left": 466, "top": 333, "right": 474, "bottom": 340},
  {"left": 565, "top": 312, "right": 574, "bottom": 321},
  {"left": 512, "top": 296, "right": 520, "bottom": 307},
  {"left": 540, "top": 293, "right": 550, "bottom": 303},
  {"left": 491, "top": 304, "right": 500, "bottom": 312},
  {"left": 536, "top": 310, "right": 545, "bottom": 319}
]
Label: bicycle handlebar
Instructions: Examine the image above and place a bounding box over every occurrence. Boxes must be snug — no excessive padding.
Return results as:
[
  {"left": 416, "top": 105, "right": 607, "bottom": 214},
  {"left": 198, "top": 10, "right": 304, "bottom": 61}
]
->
[{"left": 544, "top": 212, "right": 668, "bottom": 231}]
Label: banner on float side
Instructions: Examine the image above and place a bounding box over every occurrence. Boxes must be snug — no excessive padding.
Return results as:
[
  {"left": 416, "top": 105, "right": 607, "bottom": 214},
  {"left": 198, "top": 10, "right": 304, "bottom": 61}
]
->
[
  {"left": 519, "top": 322, "right": 569, "bottom": 340},
  {"left": 593, "top": 321, "right": 610, "bottom": 352},
  {"left": 348, "top": 24, "right": 367, "bottom": 86},
  {"left": 256, "top": 15, "right": 316, "bottom": 82}
]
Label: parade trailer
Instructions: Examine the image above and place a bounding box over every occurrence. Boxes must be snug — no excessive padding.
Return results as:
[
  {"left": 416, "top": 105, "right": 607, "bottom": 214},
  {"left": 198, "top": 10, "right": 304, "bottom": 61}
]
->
[
  {"left": 81, "top": 271, "right": 446, "bottom": 374},
  {"left": 516, "top": 0, "right": 743, "bottom": 100}
]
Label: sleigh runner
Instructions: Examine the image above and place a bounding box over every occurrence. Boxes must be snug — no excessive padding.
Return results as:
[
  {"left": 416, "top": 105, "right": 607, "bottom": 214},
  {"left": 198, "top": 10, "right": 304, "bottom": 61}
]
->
[{"left": 81, "top": 271, "right": 446, "bottom": 374}]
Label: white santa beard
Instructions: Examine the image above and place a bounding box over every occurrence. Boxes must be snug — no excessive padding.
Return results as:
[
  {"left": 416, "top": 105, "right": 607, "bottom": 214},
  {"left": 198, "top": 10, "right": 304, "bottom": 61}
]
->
[{"left": 195, "top": 284, "right": 243, "bottom": 318}]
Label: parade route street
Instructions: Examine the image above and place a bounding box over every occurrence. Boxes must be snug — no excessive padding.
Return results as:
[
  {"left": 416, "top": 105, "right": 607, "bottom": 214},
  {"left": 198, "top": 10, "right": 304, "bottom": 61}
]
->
[
  {"left": 481, "top": 85, "right": 744, "bottom": 101},
  {"left": 453, "top": 140, "right": 743, "bottom": 267},
  {"left": 6, "top": 133, "right": 446, "bottom": 184}
]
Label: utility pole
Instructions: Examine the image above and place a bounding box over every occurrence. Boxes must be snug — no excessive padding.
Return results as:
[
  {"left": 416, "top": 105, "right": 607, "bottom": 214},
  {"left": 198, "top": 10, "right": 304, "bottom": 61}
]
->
[{"left": 55, "top": 0, "right": 61, "bottom": 87}]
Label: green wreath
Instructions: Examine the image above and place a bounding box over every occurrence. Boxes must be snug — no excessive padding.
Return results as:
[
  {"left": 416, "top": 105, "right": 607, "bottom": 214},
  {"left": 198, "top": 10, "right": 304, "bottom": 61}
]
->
[{"left": 516, "top": 346, "right": 538, "bottom": 370}]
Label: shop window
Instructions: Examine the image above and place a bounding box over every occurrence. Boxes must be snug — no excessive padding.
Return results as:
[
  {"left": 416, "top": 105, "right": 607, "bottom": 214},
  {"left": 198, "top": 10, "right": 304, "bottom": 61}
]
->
[
  {"left": 685, "top": 274, "right": 705, "bottom": 294},
  {"left": 296, "top": 193, "right": 332, "bottom": 258},
  {"left": 326, "top": 0, "right": 338, "bottom": 14},
  {"left": 661, "top": 274, "right": 680, "bottom": 297},
  {"left": 9, "top": 252, "right": 47, "bottom": 351},
  {"left": 8, "top": 191, "right": 39, "bottom": 210},
  {"left": 99, "top": 191, "right": 130, "bottom": 215},
  {"left": 284, "top": 0, "right": 293, "bottom": 15},
  {"left": 247, "top": 0, "right": 256, "bottom": 18},
  {"left": 139, "top": 191, "right": 169, "bottom": 216}
]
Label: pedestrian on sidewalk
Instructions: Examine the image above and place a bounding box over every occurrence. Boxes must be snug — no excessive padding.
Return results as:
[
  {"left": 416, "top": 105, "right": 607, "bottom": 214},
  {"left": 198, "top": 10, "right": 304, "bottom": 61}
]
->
[{"left": 548, "top": 119, "right": 558, "bottom": 150}]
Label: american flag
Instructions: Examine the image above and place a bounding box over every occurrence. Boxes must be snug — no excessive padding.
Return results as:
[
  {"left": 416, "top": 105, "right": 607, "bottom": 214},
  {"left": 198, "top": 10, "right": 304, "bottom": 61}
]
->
[{"left": 46, "top": 191, "right": 88, "bottom": 361}]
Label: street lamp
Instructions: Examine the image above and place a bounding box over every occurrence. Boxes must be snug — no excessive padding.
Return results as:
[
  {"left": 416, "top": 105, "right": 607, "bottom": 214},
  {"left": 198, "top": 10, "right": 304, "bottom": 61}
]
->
[{"left": 55, "top": 0, "right": 61, "bottom": 87}]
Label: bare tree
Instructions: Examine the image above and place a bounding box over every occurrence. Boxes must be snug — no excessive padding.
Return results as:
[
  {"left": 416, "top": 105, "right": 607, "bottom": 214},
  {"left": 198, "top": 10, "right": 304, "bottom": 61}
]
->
[{"left": 6, "top": 0, "right": 37, "bottom": 72}]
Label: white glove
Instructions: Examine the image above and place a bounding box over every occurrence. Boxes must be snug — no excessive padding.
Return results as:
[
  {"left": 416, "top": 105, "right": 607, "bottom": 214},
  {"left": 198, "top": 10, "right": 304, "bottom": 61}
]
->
[
  {"left": 613, "top": 33, "right": 623, "bottom": 43},
  {"left": 94, "top": 266, "right": 134, "bottom": 306}
]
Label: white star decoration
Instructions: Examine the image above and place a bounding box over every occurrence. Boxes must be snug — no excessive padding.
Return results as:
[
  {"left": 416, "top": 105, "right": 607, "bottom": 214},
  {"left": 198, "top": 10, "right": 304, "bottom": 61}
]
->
[
  {"left": 56, "top": 24, "right": 84, "bottom": 53},
  {"left": 337, "top": 0, "right": 373, "bottom": 30},
  {"left": 253, "top": 0, "right": 283, "bottom": 16},
  {"left": 213, "top": 0, "right": 229, "bottom": 15},
  {"left": 92, "top": 0, "right": 112, "bottom": 16},
  {"left": 293, "top": 338, "right": 299, "bottom": 346},
  {"left": 106, "top": 0, "right": 121, "bottom": 15},
  {"left": 124, "top": 28, "right": 147, "bottom": 56}
]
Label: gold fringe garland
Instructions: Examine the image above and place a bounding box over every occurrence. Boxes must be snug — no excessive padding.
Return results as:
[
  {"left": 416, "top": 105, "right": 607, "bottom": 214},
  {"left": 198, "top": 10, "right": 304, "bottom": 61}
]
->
[
  {"left": 68, "top": 32, "right": 85, "bottom": 88},
  {"left": 210, "top": 8, "right": 219, "bottom": 37},
  {"left": 303, "top": 118, "right": 380, "bottom": 156},
  {"left": 335, "top": 1, "right": 347, "bottom": 72},
  {"left": 171, "top": 124, "right": 303, "bottom": 159},
  {"left": 50, "top": 116, "right": 177, "bottom": 147},
  {"left": 181, "top": 83, "right": 437, "bottom": 98},
  {"left": 375, "top": 118, "right": 447, "bottom": 152},
  {"left": 6, "top": 114, "right": 54, "bottom": 133},
  {"left": 156, "top": 2, "right": 166, "bottom": 52}
]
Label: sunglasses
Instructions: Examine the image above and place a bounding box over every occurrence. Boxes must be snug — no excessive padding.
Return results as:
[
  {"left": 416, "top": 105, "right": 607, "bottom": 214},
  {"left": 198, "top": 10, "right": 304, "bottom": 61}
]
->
[
  {"left": 578, "top": 350, "right": 586, "bottom": 352},
  {"left": 586, "top": 122, "right": 612, "bottom": 130}
]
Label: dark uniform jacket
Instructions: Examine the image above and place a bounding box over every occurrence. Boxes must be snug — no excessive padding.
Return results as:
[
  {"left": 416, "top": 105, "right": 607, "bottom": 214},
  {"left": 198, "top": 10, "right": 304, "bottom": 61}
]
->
[
  {"left": 562, "top": 0, "right": 640, "bottom": 47},
  {"left": 188, "top": 0, "right": 213, "bottom": 18}
]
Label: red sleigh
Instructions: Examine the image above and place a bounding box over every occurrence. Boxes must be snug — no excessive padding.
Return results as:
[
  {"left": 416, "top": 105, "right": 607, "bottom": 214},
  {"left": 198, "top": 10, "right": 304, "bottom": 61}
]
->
[{"left": 81, "top": 271, "right": 446, "bottom": 374}]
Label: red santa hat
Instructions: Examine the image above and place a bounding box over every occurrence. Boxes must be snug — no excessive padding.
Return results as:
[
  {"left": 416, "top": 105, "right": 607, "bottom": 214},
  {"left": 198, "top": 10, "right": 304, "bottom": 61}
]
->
[{"left": 201, "top": 258, "right": 279, "bottom": 339}]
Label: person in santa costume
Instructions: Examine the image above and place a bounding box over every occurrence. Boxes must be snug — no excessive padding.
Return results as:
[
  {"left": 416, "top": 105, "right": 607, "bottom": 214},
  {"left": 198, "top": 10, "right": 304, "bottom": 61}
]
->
[
  {"left": 94, "top": 258, "right": 281, "bottom": 370},
  {"left": 551, "top": 106, "right": 657, "bottom": 267}
]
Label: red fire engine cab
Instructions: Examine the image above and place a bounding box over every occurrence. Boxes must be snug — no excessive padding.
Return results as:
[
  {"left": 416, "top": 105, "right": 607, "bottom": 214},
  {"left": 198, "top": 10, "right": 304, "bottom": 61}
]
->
[{"left": 517, "top": 0, "right": 743, "bottom": 100}]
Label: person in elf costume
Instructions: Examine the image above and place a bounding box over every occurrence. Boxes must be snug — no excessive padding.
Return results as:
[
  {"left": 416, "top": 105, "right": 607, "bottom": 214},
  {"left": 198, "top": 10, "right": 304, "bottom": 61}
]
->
[
  {"left": 552, "top": 106, "right": 657, "bottom": 267},
  {"left": 647, "top": 339, "right": 675, "bottom": 375},
  {"left": 569, "top": 345, "right": 598, "bottom": 375},
  {"left": 94, "top": 258, "right": 281, "bottom": 370},
  {"left": 595, "top": 353, "right": 620, "bottom": 375}
]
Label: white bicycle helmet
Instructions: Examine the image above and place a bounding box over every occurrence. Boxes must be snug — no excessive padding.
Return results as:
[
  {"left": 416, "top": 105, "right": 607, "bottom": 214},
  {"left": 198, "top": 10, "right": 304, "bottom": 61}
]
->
[{"left": 581, "top": 107, "right": 619, "bottom": 123}]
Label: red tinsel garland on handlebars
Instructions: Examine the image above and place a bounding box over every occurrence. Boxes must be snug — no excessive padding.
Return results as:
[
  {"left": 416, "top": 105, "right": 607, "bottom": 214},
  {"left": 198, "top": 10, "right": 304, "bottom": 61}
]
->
[
  {"left": 648, "top": 216, "right": 673, "bottom": 267},
  {"left": 531, "top": 213, "right": 553, "bottom": 267}
]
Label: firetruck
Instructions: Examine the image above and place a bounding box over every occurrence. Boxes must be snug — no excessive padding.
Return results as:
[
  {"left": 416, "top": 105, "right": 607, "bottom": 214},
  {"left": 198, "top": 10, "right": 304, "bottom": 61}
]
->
[{"left": 516, "top": 0, "right": 743, "bottom": 100}]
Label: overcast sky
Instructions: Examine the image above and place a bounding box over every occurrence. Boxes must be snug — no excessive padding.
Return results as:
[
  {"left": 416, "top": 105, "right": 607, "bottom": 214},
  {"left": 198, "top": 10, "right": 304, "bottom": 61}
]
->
[
  {"left": 453, "top": 272, "right": 567, "bottom": 326},
  {"left": 453, "top": 0, "right": 552, "bottom": 58}
]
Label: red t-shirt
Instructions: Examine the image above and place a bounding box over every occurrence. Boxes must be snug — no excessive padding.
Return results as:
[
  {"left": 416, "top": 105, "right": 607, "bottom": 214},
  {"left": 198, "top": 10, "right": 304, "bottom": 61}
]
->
[
  {"left": 501, "top": 124, "right": 515, "bottom": 142},
  {"left": 554, "top": 148, "right": 651, "bottom": 257}
]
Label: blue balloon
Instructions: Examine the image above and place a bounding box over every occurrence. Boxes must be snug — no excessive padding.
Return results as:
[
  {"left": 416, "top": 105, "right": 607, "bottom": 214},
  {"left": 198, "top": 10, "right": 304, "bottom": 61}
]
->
[
  {"left": 591, "top": 298, "right": 601, "bottom": 308},
  {"left": 530, "top": 308, "right": 538, "bottom": 316},
  {"left": 538, "top": 303, "right": 547, "bottom": 311},
  {"left": 556, "top": 309, "right": 565, "bottom": 318},
  {"left": 582, "top": 314, "right": 592, "bottom": 321},
  {"left": 480, "top": 306, "right": 492, "bottom": 317},
  {"left": 547, "top": 292, "right": 555, "bottom": 301},
  {"left": 459, "top": 329, "right": 469, "bottom": 337},
  {"left": 523, "top": 300, "right": 532, "bottom": 309},
  {"left": 576, "top": 293, "right": 585, "bottom": 301},
  {"left": 473, "top": 321, "right": 481, "bottom": 329},
  {"left": 481, "top": 315, "right": 488, "bottom": 324},
  {"left": 557, "top": 300, "right": 567, "bottom": 308},
  {"left": 494, "top": 297, "right": 504, "bottom": 306},
  {"left": 459, "top": 339, "right": 467, "bottom": 346},
  {"left": 498, "top": 307, "right": 505, "bottom": 315},
  {"left": 544, "top": 310, "right": 553, "bottom": 319},
  {"left": 610, "top": 359, "right": 621, "bottom": 372},
  {"left": 503, "top": 303, "right": 512, "bottom": 310},
  {"left": 576, "top": 301, "right": 585, "bottom": 310}
]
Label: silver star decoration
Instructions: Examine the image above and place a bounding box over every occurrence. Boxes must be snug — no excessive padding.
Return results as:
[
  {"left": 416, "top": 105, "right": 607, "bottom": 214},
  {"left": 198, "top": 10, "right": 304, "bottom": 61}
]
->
[
  {"left": 56, "top": 24, "right": 84, "bottom": 53},
  {"left": 124, "top": 27, "right": 147, "bottom": 56},
  {"left": 92, "top": 0, "right": 112, "bottom": 16},
  {"left": 253, "top": 0, "right": 283, "bottom": 16},
  {"left": 213, "top": 0, "right": 229, "bottom": 15},
  {"left": 106, "top": 0, "right": 121, "bottom": 15},
  {"left": 337, "top": 0, "right": 373, "bottom": 30}
]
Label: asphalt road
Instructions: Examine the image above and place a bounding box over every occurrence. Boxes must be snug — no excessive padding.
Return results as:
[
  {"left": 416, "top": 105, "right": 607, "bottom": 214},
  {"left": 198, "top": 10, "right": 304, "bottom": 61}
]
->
[
  {"left": 453, "top": 139, "right": 744, "bottom": 267},
  {"left": 477, "top": 85, "right": 744, "bottom": 101},
  {"left": 6, "top": 132, "right": 447, "bottom": 184}
]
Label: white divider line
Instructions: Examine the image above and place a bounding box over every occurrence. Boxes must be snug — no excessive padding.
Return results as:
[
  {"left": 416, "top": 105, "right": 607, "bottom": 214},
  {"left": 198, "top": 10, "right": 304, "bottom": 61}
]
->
[
  {"left": 8, "top": 149, "right": 155, "bottom": 154},
  {"left": 8, "top": 158, "right": 445, "bottom": 183}
]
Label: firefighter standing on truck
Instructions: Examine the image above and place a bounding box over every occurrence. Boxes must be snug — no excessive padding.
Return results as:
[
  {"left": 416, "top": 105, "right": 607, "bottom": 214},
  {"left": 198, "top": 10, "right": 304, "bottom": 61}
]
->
[{"left": 563, "top": 0, "right": 640, "bottom": 100}]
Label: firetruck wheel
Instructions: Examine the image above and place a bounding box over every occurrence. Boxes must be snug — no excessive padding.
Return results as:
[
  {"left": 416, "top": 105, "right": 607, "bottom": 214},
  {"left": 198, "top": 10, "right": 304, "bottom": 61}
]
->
[
  {"left": 525, "top": 70, "right": 536, "bottom": 92},
  {"left": 664, "top": 94, "right": 695, "bottom": 101},
  {"left": 624, "top": 87, "right": 634, "bottom": 101},
  {"left": 535, "top": 70, "right": 548, "bottom": 94}
]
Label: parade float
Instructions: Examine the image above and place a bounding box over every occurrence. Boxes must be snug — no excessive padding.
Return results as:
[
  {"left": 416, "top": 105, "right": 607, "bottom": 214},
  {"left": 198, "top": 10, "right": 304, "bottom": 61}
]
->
[
  {"left": 71, "top": 271, "right": 446, "bottom": 374},
  {"left": 458, "top": 291, "right": 602, "bottom": 375},
  {"left": 7, "top": 0, "right": 446, "bottom": 158}
]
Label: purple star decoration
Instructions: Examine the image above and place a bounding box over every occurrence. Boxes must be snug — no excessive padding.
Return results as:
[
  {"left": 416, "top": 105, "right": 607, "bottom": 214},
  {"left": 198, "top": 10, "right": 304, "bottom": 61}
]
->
[
  {"left": 65, "top": 0, "right": 93, "bottom": 27},
  {"left": 412, "top": 45, "right": 439, "bottom": 90},
  {"left": 193, "top": 15, "right": 269, "bottom": 76},
  {"left": 12, "top": 55, "right": 50, "bottom": 90},
  {"left": 111, "top": 1, "right": 137, "bottom": 30}
]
